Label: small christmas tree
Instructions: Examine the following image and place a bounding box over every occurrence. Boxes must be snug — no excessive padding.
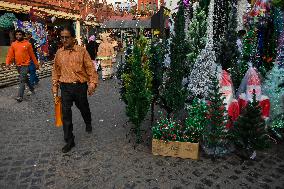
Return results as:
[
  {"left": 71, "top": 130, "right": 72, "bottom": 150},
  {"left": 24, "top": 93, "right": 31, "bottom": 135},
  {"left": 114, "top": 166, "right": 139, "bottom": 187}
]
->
[
  {"left": 160, "top": 1, "right": 187, "bottom": 116},
  {"left": 123, "top": 35, "right": 153, "bottom": 143},
  {"left": 202, "top": 68, "right": 229, "bottom": 158},
  {"left": 184, "top": 98, "right": 208, "bottom": 143},
  {"left": 232, "top": 90, "right": 269, "bottom": 159},
  {"left": 186, "top": 4, "right": 207, "bottom": 75}
]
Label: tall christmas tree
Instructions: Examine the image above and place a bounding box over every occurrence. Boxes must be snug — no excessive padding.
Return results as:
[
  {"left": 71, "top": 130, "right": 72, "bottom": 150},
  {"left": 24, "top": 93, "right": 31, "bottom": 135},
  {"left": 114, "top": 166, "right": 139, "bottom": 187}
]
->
[
  {"left": 213, "top": 0, "right": 229, "bottom": 53},
  {"left": 118, "top": 41, "right": 133, "bottom": 103},
  {"left": 123, "top": 35, "right": 153, "bottom": 143},
  {"left": 160, "top": 1, "right": 187, "bottom": 116},
  {"left": 217, "top": 1, "right": 241, "bottom": 90},
  {"left": 199, "top": 0, "right": 211, "bottom": 15},
  {"left": 239, "top": 28, "right": 258, "bottom": 82},
  {"left": 237, "top": 0, "right": 249, "bottom": 31},
  {"left": 202, "top": 68, "right": 230, "bottom": 158},
  {"left": 186, "top": 3, "right": 207, "bottom": 75},
  {"left": 187, "top": 0, "right": 217, "bottom": 99},
  {"left": 232, "top": 91, "right": 269, "bottom": 159},
  {"left": 149, "top": 38, "right": 165, "bottom": 123}
]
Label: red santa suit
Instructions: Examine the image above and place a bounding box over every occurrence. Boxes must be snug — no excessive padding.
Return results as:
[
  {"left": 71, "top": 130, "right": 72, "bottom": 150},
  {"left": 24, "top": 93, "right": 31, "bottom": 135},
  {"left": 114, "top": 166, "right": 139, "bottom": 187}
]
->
[
  {"left": 238, "top": 67, "right": 270, "bottom": 119},
  {"left": 219, "top": 70, "right": 240, "bottom": 129}
]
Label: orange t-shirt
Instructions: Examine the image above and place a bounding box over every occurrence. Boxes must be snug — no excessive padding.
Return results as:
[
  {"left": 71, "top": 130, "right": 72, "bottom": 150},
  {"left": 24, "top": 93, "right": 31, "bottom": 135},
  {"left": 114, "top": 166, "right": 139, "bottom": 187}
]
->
[{"left": 6, "top": 40, "right": 39, "bottom": 66}]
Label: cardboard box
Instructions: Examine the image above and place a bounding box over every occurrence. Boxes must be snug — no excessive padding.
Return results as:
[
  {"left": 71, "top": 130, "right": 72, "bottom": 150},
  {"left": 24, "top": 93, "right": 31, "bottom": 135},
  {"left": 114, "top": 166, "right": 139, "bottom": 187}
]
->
[{"left": 152, "top": 139, "right": 199, "bottom": 160}]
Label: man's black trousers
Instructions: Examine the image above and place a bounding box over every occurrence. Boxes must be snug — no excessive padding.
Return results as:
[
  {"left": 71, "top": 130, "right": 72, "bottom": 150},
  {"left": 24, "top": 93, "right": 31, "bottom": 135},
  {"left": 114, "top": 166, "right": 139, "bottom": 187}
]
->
[{"left": 60, "top": 82, "right": 92, "bottom": 143}]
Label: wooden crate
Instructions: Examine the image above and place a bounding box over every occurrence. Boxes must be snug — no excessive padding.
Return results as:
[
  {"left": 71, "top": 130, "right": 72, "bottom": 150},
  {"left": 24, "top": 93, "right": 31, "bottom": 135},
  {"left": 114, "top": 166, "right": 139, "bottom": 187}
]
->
[{"left": 152, "top": 139, "right": 199, "bottom": 160}]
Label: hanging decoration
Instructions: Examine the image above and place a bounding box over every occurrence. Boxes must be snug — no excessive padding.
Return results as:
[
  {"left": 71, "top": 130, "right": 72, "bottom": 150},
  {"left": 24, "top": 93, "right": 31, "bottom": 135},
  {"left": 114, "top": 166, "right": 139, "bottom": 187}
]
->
[{"left": 0, "top": 13, "right": 17, "bottom": 30}]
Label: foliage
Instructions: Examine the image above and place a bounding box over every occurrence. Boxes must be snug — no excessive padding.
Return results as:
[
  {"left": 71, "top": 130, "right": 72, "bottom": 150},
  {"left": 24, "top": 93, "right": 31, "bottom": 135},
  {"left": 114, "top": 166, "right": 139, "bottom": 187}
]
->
[
  {"left": 184, "top": 98, "right": 208, "bottom": 143},
  {"left": 160, "top": 1, "right": 188, "bottom": 116},
  {"left": 152, "top": 114, "right": 184, "bottom": 142},
  {"left": 123, "top": 34, "right": 153, "bottom": 143},
  {"left": 152, "top": 98, "right": 207, "bottom": 143},
  {"left": 232, "top": 91, "right": 270, "bottom": 157},
  {"left": 186, "top": 5, "right": 207, "bottom": 74},
  {"left": 202, "top": 68, "right": 230, "bottom": 157}
]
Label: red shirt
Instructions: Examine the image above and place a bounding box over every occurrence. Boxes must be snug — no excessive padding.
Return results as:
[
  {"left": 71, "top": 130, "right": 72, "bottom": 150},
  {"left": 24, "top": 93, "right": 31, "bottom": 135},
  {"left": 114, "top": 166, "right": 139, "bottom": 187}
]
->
[{"left": 6, "top": 40, "right": 39, "bottom": 66}]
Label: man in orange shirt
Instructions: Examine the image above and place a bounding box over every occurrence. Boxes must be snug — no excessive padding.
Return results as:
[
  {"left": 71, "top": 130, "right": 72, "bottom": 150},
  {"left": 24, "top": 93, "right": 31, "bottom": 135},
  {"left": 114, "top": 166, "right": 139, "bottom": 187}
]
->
[
  {"left": 6, "top": 30, "right": 39, "bottom": 102},
  {"left": 52, "top": 26, "right": 98, "bottom": 153}
]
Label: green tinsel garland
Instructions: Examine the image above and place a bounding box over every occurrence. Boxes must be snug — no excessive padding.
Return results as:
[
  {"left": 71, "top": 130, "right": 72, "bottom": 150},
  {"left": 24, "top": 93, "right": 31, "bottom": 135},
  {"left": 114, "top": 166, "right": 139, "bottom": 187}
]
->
[{"left": 0, "top": 13, "right": 17, "bottom": 30}]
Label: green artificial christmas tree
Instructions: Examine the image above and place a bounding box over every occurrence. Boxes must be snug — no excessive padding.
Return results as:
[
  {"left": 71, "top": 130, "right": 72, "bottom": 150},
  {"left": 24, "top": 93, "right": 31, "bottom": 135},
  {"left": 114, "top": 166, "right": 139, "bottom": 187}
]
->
[
  {"left": 239, "top": 28, "right": 258, "bottom": 81},
  {"left": 213, "top": 0, "right": 229, "bottom": 53},
  {"left": 232, "top": 90, "right": 269, "bottom": 159},
  {"left": 263, "top": 64, "right": 284, "bottom": 138},
  {"left": 123, "top": 34, "right": 153, "bottom": 143},
  {"left": 215, "top": 1, "right": 241, "bottom": 90},
  {"left": 149, "top": 38, "right": 165, "bottom": 123},
  {"left": 186, "top": 4, "right": 207, "bottom": 75},
  {"left": 160, "top": 1, "right": 187, "bottom": 116},
  {"left": 119, "top": 49, "right": 134, "bottom": 104},
  {"left": 184, "top": 98, "right": 208, "bottom": 143},
  {"left": 202, "top": 68, "right": 230, "bottom": 158}
]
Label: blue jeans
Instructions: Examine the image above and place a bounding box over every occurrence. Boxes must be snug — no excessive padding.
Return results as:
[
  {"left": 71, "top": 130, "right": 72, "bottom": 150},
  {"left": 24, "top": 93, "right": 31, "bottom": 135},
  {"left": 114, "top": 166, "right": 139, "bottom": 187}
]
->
[{"left": 28, "top": 61, "right": 39, "bottom": 86}]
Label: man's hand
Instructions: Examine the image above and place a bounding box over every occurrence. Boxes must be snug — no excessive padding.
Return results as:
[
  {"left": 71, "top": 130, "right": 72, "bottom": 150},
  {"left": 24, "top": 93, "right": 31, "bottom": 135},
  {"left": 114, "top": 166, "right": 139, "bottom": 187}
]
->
[
  {"left": 88, "top": 83, "right": 97, "bottom": 96},
  {"left": 35, "top": 64, "right": 40, "bottom": 70},
  {"left": 53, "top": 93, "right": 59, "bottom": 103}
]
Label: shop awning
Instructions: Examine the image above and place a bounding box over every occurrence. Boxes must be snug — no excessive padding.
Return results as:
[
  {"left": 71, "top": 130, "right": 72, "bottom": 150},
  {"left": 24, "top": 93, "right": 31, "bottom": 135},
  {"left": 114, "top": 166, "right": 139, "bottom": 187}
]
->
[{"left": 0, "top": 0, "right": 98, "bottom": 25}]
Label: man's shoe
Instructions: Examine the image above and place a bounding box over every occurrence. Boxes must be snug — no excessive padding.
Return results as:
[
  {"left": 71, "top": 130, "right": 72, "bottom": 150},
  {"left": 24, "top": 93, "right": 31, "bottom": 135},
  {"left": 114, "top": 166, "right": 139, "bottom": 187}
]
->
[
  {"left": 15, "top": 97, "right": 23, "bottom": 102},
  {"left": 86, "top": 125, "right": 92, "bottom": 133},
  {"left": 62, "top": 142, "right": 75, "bottom": 153},
  {"left": 26, "top": 90, "right": 35, "bottom": 96}
]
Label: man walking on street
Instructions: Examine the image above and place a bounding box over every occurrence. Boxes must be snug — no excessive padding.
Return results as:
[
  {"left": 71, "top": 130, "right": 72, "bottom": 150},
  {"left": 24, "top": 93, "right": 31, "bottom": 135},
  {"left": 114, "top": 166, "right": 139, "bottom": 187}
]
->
[
  {"left": 26, "top": 32, "right": 40, "bottom": 87},
  {"left": 6, "top": 29, "right": 39, "bottom": 102},
  {"left": 52, "top": 26, "right": 98, "bottom": 153}
]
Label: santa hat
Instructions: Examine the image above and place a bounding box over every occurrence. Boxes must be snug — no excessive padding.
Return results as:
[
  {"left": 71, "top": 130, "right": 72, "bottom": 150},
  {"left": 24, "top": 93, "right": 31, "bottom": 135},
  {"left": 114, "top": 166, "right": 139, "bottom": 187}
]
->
[
  {"left": 220, "top": 70, "right": 234, "bottom": 107},
  {"left": 246, "top": 67, "right": 261, "bottom": 100}
]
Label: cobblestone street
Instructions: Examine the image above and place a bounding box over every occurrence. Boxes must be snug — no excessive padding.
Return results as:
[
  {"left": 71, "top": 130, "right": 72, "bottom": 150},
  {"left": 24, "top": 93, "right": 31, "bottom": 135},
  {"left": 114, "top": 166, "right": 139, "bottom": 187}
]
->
[{"left": 0, "top": 77, "right": 284, "bottom": 189}]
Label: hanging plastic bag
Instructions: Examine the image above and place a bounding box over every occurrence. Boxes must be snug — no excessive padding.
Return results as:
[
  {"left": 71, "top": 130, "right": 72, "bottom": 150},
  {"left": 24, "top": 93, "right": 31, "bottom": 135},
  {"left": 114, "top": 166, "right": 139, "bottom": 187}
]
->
[{"left": 54, "top": 96, "right": 63, "bottom": 127}]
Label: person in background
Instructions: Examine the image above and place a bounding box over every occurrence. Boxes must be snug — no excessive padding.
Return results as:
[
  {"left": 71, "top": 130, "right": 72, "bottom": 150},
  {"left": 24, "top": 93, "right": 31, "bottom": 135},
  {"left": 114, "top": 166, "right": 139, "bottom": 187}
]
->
[
  {"left": 86, "top": 35, "right": 100, "bottom": 71},
  {"left": 6, "top": 29, "right": 39, "bottom": 102},
  {"left": 52, "top": 26, "right": 98, "bottom": 153},
  {"left": 26, "top": 32, "right": 40, "bottom": 87}
]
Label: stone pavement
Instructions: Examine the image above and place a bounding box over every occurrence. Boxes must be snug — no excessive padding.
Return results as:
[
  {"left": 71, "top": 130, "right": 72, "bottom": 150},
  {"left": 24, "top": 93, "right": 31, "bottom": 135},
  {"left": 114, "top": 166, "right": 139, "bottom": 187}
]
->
[{"left": 0, "top": 76, "right": 284, "bottom": 189}]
